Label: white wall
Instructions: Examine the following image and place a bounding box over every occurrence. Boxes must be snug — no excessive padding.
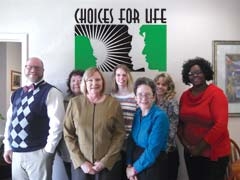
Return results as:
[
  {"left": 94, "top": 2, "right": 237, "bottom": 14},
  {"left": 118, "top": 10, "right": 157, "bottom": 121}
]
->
[
  {"left": 0, "top": 0, "right": 240, "bottom": 179},
  {"left": 1, "top": 0, "right": 240, "bottom": 96}
]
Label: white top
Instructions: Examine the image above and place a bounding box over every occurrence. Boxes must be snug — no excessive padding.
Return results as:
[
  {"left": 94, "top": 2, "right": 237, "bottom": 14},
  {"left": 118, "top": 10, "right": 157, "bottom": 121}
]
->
[{"left": 111, "top": 92, "right": 135, "bottom": 99}]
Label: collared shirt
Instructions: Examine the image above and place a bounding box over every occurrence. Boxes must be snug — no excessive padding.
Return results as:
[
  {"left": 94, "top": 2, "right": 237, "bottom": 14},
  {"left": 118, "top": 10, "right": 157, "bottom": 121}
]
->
[
  {"left": 127, "top": 104, "right": 169, "bottom": 173},
  {"left": 4, "top": 79, "right": 65, "bottom": 153}
]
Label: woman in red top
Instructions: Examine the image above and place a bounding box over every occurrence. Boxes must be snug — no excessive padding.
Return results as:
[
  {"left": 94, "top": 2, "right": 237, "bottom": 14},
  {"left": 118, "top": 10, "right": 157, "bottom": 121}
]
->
[{"left": 178, "top": 57, "right": 230, "bottom": 180}]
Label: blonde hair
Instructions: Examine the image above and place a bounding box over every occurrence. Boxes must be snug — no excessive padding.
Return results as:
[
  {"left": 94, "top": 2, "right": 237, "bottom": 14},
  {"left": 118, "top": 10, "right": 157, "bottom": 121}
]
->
[
  {"left": 111, "top": 64, "right": 133, "bottom": 93},
  {"left": 154, "top": 73, "right": 176, "bottom": 101},
  {"left": 80, "top": 67, "right": 105, "bottom": 95}
]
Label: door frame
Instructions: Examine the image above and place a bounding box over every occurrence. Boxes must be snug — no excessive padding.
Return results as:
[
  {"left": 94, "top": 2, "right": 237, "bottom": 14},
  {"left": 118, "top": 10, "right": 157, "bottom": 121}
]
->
[{"left": 0, "top": 33, "right": 28, "bottom": 84}]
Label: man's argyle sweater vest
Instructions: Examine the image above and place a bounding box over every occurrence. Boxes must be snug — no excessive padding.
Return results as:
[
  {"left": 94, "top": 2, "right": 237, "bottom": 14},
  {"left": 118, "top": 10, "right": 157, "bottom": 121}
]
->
[{"left": 8, "top": 81, "right": 53, "bottom": 152}]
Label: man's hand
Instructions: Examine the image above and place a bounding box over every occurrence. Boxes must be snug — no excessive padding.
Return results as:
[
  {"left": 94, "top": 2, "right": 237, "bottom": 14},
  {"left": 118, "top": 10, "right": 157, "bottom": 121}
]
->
[{"left": 3, "top": 150, "right": 12, "bottom": 164}]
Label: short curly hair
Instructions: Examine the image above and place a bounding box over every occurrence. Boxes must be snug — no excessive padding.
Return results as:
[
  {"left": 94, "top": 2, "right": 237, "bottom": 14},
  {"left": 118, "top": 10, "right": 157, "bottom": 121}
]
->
[
  {"left": 134, "top": 77, "right": 156, "bottom": 96},
  {"left": 181, "top": 57, "right": 214, "bottom": 85}
]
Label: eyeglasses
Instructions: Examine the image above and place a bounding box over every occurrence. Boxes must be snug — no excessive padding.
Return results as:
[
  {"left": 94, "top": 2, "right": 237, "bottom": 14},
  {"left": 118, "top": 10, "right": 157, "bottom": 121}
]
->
[
  {"left": 25, "top": 65, "right": 42, "bottom": 71},
  {"left": 136, "top": 93, "right": 153, "bottom": 99},
  {"left": 188, "top": 70, "right": 203, "bottom": 77}
]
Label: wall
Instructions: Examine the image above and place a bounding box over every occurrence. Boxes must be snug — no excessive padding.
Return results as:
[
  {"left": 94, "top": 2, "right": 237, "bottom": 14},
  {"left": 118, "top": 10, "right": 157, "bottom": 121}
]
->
[
  {"left": 1, "top": 0, "right": 240, "bottom": 96},
  {"left": 0, "top": 0, "right": 240, "bottom": 179}
]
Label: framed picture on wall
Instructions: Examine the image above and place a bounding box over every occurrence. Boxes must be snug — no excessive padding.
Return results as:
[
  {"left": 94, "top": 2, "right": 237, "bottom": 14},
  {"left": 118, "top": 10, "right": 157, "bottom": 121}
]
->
[
  {"left": 213, "top": 40, "right": 240, "bottom": 117},
  {"left": 11, "top": 70, "right": 21, "bottom": 91}
]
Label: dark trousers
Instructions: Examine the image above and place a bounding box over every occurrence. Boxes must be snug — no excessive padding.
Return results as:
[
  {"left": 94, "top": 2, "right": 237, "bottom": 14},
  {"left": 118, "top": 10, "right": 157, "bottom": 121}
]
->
[
  {"left": 184, "top": 149, "right": 229, "bottom": 180},
  {"left": 63, "top": 161, "right": 71, "bottom": 180},
  {"left": 133, "top": 146, "right": 168, "bottom": 180},
  {"left": 121, "top": 151, "right": 128, "bottom": 180},
  {"left": 168, "top": 148, "right": 179, "bottom": 180},
  {"left": 72, "top": 160, "right": 122, "bottom": 180}
]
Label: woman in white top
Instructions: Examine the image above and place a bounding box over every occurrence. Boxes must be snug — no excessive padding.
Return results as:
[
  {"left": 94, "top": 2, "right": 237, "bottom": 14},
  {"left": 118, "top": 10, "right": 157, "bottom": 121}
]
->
[
  {"left": 111, "top": 64, "right": 137, "bottom": 142},
  {"left": 111, "top": 64, "right": 137, "bottom": 180}
]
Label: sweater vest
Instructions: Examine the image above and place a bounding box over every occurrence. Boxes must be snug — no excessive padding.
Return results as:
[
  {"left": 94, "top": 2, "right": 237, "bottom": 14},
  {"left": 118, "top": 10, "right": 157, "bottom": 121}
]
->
[{"left": 9, "top": 81, "right": 53, "bottom": 152}]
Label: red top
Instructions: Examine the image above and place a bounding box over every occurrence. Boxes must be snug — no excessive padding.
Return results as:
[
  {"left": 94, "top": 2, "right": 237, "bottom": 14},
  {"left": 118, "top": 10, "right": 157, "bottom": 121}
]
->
[{"left": 179, "top": 84, "right": 230, "bottom": 160}]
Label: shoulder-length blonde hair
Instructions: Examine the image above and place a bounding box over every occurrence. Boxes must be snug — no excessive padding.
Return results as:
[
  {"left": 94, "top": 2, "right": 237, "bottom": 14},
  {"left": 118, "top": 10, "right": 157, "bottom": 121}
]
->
[
  {"left": 111, "top": 64, "right": 134, "bottom": 93},
  {"left": 154, "top": 73, "right": 176, "bottom": 101},
  {"left": 80, "top": 67, "right": 105, "bottom": 95}
]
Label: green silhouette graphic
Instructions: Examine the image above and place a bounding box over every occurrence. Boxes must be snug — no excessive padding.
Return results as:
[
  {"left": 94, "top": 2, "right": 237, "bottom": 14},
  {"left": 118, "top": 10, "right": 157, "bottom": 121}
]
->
[
  {"left": 75, "top": 36, "right": 96, "bottom": 70},
  {"left": 140, "top": 25, "right": 167, "bottom": 71}
]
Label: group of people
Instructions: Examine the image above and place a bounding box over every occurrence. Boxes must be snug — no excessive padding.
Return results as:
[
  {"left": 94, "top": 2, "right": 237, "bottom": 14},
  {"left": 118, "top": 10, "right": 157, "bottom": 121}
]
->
[{"left": 3, "top": 56, "right": 230, "bottom": 180}]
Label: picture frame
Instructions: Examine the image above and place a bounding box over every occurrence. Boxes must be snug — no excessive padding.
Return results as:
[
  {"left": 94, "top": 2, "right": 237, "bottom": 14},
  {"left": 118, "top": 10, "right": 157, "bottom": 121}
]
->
[
  {"left": 11, "top": 70, "right": 21, "bottom": 91},
  {"left": 213, "top": 40, "right": 240, "bottom": 117}
]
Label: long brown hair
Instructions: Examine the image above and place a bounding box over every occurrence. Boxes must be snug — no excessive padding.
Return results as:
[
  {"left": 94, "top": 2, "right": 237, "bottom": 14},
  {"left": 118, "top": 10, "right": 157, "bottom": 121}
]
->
[{"left": 111, "top": 64, "right": 133, "bottom": 93}]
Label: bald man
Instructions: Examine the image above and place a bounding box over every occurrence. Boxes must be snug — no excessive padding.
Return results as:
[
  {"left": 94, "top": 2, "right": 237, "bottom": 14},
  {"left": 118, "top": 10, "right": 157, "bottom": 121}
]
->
[{"left": 3, "top": 57, "right": 65, "bottom": 180}]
